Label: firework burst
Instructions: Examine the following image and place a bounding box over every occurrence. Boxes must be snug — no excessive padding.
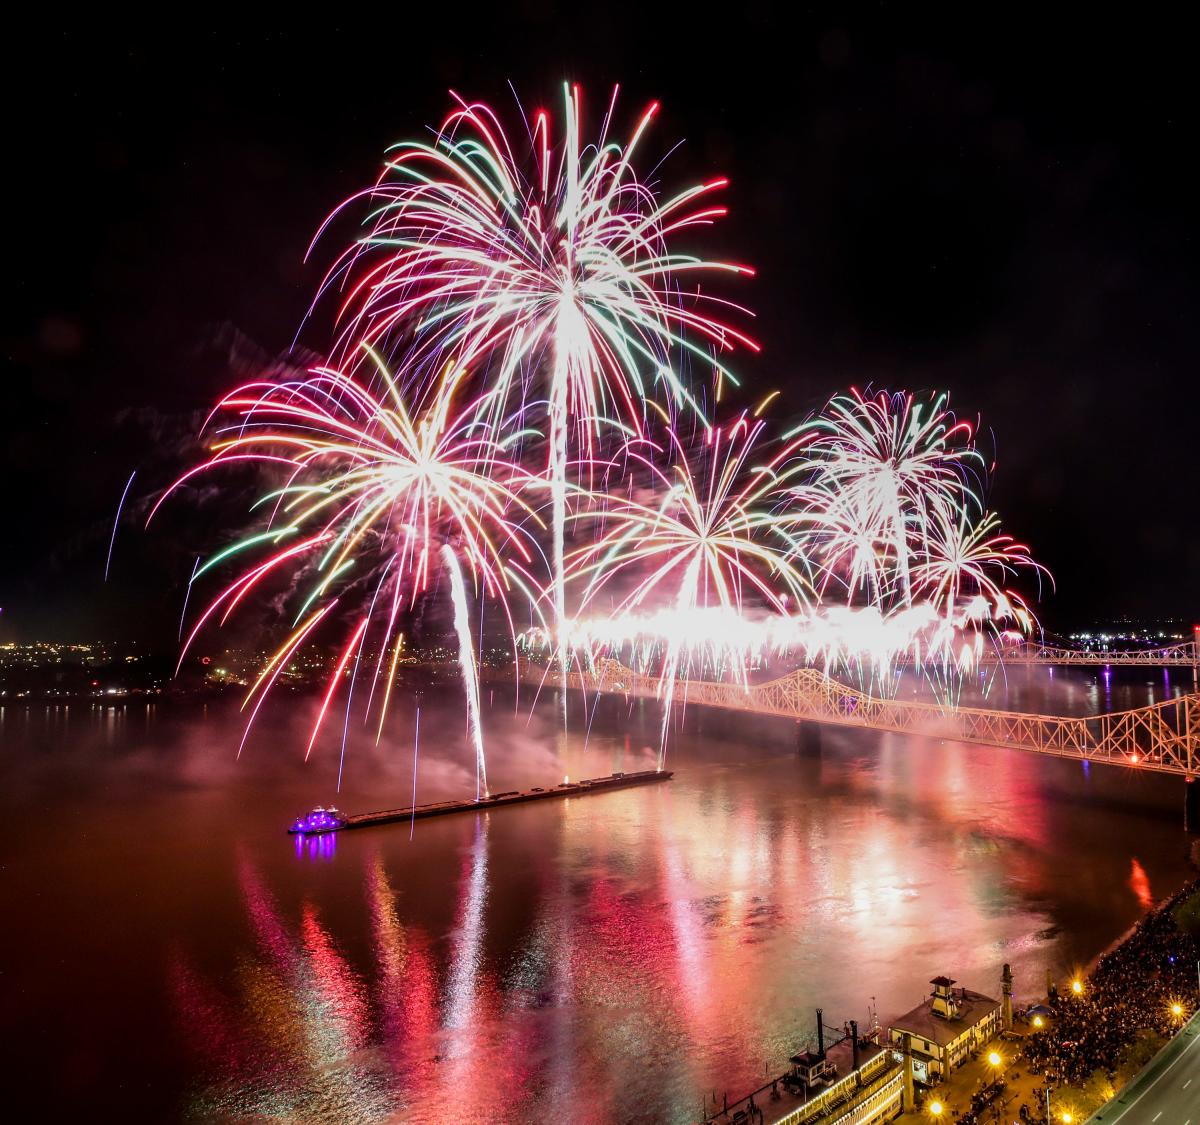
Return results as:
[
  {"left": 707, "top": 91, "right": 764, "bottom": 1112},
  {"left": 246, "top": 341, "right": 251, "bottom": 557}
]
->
[
  {"left": 154, "top": 351, "right": 540, "bottom": 788},
  {"left": 553, "top": 409, "right": 809, "bottom": 755},
  {"left": 155, "top": 89, "right": 1054, "bottom": 793},
  {"left": 788, "top": 388, "right": 983, "bottom": 606},
  {"left": 309, "top": 85, "right": 757, "bottom": 699}
]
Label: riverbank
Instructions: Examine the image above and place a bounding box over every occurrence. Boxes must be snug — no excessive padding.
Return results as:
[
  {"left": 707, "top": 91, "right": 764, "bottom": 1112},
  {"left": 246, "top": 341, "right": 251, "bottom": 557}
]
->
[{"left": 898, "top": 876, "right": 1200, "bottom": 1123}]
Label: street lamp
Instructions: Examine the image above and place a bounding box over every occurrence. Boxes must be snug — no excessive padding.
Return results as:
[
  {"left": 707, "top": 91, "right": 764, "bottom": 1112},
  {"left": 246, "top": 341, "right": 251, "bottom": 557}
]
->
[
  {"left": 1046, "top": 1086, "right": 1073, "bottom": 1123},
  {"left": 1032, "top": 1015, "right": 1044, "bottom": 1029},
  {"left": 928, "top": 1100, "right": 943, "bottom": 1118},
  {"left": 1070, "top": 979, "right": 1084, "bottom": 996}
]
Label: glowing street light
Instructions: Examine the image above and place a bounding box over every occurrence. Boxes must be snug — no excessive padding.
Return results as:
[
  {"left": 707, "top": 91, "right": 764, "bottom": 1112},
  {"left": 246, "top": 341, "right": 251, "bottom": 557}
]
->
[
  {"left": 1046, "top": 1085, "right": 1072, "bottom": 1124},
  {"left": 987, "top": 1050, "right": 1002, "bottom": 1068},
  {"left": 1070, "top": 978, "right": 1084, "bottom": 995},
  {"left": 1032, "top": 1015, "right": 1045, "bottom": 1028},
  {"left": 928, "top": 1101, "right": 944, "bottom": 1118},
  {"left": 1171, "top": 1002, "right": 1184, "bottom": 1018}
]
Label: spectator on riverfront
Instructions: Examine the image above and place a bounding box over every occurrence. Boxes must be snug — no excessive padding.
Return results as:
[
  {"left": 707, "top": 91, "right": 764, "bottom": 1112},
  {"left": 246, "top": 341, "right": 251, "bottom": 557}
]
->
[{"left": 1020, "top": 879, "right": 1199, "bottom": 1093}]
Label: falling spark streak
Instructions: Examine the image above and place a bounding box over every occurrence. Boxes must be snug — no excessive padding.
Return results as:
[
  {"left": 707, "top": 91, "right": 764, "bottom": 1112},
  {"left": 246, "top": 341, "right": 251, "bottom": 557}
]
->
[
  {"left": 305, "top": 619, "right": 368, "bottom": 763},
  {"left": 410, "top": 704, "right": 421, "bottom": 840},
  {"left": 444, "top": 544, "right": 487, "bottom": 800},
  {"left": 336, "top": 622, "right": 369, "bottom": 794},
  {"left": 657, "top": 556, "right": 700, "bottom": 766},
  {"left": 237, "top": 601, "right": 337, "bottom": 760},
  {"left": 104, "top": 470, "right": 137, "bottom": 582},
  {"left": 376, "top": 636, "right": 406, "bottom": 746},
  {"left": 177, "top": 557, "right": 200, "bottom": 642}
]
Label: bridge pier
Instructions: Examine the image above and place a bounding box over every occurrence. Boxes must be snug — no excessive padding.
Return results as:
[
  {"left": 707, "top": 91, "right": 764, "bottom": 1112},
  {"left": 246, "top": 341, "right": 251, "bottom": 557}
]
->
[
  {"left": 796, "top": 721, "right": 822, "bottom": 756},
  {"left": 1185, "top": 777, "right": 1200, "bottom": 834}
]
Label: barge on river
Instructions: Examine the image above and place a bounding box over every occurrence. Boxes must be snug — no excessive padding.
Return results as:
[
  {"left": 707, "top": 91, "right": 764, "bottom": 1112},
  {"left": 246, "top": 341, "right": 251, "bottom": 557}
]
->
[{"left": 288, "top": 769, "right": 672, "bottom": 835}]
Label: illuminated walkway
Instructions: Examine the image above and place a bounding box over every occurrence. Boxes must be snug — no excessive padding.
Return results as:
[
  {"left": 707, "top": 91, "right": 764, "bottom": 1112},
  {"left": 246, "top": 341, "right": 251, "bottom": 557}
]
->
[{"left": 519, "top": 658, "right": 1200, "bottom": 780}]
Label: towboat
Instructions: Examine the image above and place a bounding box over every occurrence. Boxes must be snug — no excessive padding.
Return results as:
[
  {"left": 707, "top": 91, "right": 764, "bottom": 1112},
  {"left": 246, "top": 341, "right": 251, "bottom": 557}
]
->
[{"left": 290, "top": 806, "right": 345, "bottom": 835}]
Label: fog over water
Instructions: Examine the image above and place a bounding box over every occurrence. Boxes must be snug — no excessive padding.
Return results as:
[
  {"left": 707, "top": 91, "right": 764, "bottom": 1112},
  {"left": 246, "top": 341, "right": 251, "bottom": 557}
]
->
[{"left": 2, "top": 665, "right": 1196, "bottom": 1122}]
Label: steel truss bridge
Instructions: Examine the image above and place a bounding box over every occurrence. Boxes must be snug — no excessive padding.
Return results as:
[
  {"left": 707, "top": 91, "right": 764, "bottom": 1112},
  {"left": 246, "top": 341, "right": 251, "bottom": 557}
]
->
[
  {"left": 975, "top": 640, "right": 1198, "bottom": 668},
  {"left": 517, "top": 658, "right": 1199, "bottom": 780}
]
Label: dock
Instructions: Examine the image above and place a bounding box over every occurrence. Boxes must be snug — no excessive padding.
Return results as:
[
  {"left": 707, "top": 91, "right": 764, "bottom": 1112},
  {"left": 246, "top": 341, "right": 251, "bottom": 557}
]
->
[{"left": 287, "top": 769, "right": 673, "bottom": 835}]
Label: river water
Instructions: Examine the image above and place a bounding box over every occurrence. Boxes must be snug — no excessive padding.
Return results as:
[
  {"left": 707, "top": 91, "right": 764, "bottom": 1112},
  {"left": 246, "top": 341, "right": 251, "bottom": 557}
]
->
[{"left": 2, "top": 665, "right": 1196, "bottom": 1122}]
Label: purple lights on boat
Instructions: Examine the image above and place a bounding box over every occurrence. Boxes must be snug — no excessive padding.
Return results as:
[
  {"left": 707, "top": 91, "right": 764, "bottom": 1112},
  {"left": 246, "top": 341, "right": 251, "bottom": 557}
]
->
[{"left": 288, "top": 806, "right": 345, "bottom": 835}]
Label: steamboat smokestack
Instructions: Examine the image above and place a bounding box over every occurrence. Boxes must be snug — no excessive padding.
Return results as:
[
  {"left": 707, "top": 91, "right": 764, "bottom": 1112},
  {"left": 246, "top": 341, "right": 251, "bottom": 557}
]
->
[
  {"left": 850, "top": 1019, "right": 860, "bottom": 1077},
  {"left": 816, "top": 1008, "right": 825, "bottom": 1058}
]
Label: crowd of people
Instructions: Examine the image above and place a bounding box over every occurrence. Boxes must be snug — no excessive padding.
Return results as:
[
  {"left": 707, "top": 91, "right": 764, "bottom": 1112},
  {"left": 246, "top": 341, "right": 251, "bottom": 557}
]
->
[
  {"left": 1020, "top": 877, "right": 1200, "bottom": 1101},
  {"left": 940, "top": 880, "right": 1199, "bottom": 1123}
]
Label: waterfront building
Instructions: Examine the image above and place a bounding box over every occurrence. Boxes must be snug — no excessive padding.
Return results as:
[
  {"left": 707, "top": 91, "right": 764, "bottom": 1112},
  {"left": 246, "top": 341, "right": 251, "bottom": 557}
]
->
[{"left": 887, "top": 976, "right": 1001, "bottom": 1083}]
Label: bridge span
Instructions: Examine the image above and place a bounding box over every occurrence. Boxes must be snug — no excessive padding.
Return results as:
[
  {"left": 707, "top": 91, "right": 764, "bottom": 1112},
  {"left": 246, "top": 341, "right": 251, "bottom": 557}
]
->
[
  {"left": 511, "top": 657, "right": 1200, "bottom": 826},
  {"left": 976, "top": 640, "right": 1198, "bottom": 669}
]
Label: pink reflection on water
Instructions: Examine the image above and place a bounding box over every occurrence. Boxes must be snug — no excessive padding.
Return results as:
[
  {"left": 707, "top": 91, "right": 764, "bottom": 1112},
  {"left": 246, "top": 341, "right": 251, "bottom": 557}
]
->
[
  {"left": 158, "top": 692, "right": 1194, "bottom": 1122},
  {"left": 238, "top": 855, "right": 299, "bottom": 975},
  {"left": 430, "top": 813, "right": 544, "bottom": 1123},
  {"left": 299, "top": 902, "right": 370, "bottom": 1062},
  {"left": 367, "top": 853, "right": 438, "bottom": 1083},
  {"left": 168, "top": 951, "right": 257, "bottom": 1076},
  {"left": 1129, "top": 857, "right": 1153, "bottom": 909},
  {"left": 443, "top": 816, "right": 489, "bottom": 1041}
]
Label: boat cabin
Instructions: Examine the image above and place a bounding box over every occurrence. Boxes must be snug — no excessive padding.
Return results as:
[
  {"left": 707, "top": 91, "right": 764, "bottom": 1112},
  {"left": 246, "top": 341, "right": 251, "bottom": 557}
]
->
[{"left": 788, "top": 1049, "right": 835, "bottom": 1089}]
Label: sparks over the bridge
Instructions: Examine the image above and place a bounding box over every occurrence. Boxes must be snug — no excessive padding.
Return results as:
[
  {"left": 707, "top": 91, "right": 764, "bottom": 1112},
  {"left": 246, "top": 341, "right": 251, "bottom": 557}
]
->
[
  {"left": 503, "top": 656, "right": 1200, "bottom": 827},
  {"left": 156, "top": 85, "right": 1053, "bottom": 785}
]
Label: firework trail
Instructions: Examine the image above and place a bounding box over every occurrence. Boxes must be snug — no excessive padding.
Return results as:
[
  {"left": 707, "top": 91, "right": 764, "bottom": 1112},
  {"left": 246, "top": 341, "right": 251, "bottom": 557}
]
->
[
  {"left": 309, "top": 85, "right": 757, "bottom": 714},
  {"left": 569, "top": 412, "right": 810, "bottom": 622},
  {"left": 177, "top": 557, "right": 200, "bottom": 641},
  {"left": 410, "top": 703, "right": 421, "bottom": 839},
  {"left": 912, "top": 505, "right": 1047, "bottom": 633},
  {"left": 105, "top": 469, "right": 138, "bottom": 582},
  {"left": 444, "top": 545, "right": 487, "bottom": 799},
  {"left": 778, "top": 388, "right": 1048, "bottom": 681}
]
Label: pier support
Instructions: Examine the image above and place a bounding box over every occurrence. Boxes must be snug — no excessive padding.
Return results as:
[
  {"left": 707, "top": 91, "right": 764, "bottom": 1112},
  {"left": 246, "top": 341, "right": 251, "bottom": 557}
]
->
[
  {"left": 1001, "top": 963, "right": 1013, "bottom": 1031},
  {"left": 1185, "top": 776, "right": 1200, "bottom": 834},
  {"left": 796, "top": 721, "right": 822, "bottom": 756},
  {"left": 901, "top": 1032, "right": 915, "bottom": 1112},
  {"left": 849, "top": 1019, "right": 860, "bottom": 1084}
]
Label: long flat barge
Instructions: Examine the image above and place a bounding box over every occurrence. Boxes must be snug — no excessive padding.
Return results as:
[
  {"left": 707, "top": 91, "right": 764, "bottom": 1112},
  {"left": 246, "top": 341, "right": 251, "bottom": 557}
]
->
[{"left": 287, "top": 769, "right": 673, "bottom": 835}]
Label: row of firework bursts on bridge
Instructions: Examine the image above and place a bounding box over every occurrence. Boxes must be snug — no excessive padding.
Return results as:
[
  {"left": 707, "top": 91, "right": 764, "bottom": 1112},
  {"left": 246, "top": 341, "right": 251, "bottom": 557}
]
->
[{"left": 151, "top": 85, "right": 1049, "bottom": 781}]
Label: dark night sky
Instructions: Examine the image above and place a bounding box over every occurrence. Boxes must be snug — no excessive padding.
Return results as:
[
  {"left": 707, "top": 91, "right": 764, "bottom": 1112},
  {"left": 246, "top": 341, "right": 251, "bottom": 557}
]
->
[{"left": 4, "top": 9, "right": 1197, "bottom": 641}]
